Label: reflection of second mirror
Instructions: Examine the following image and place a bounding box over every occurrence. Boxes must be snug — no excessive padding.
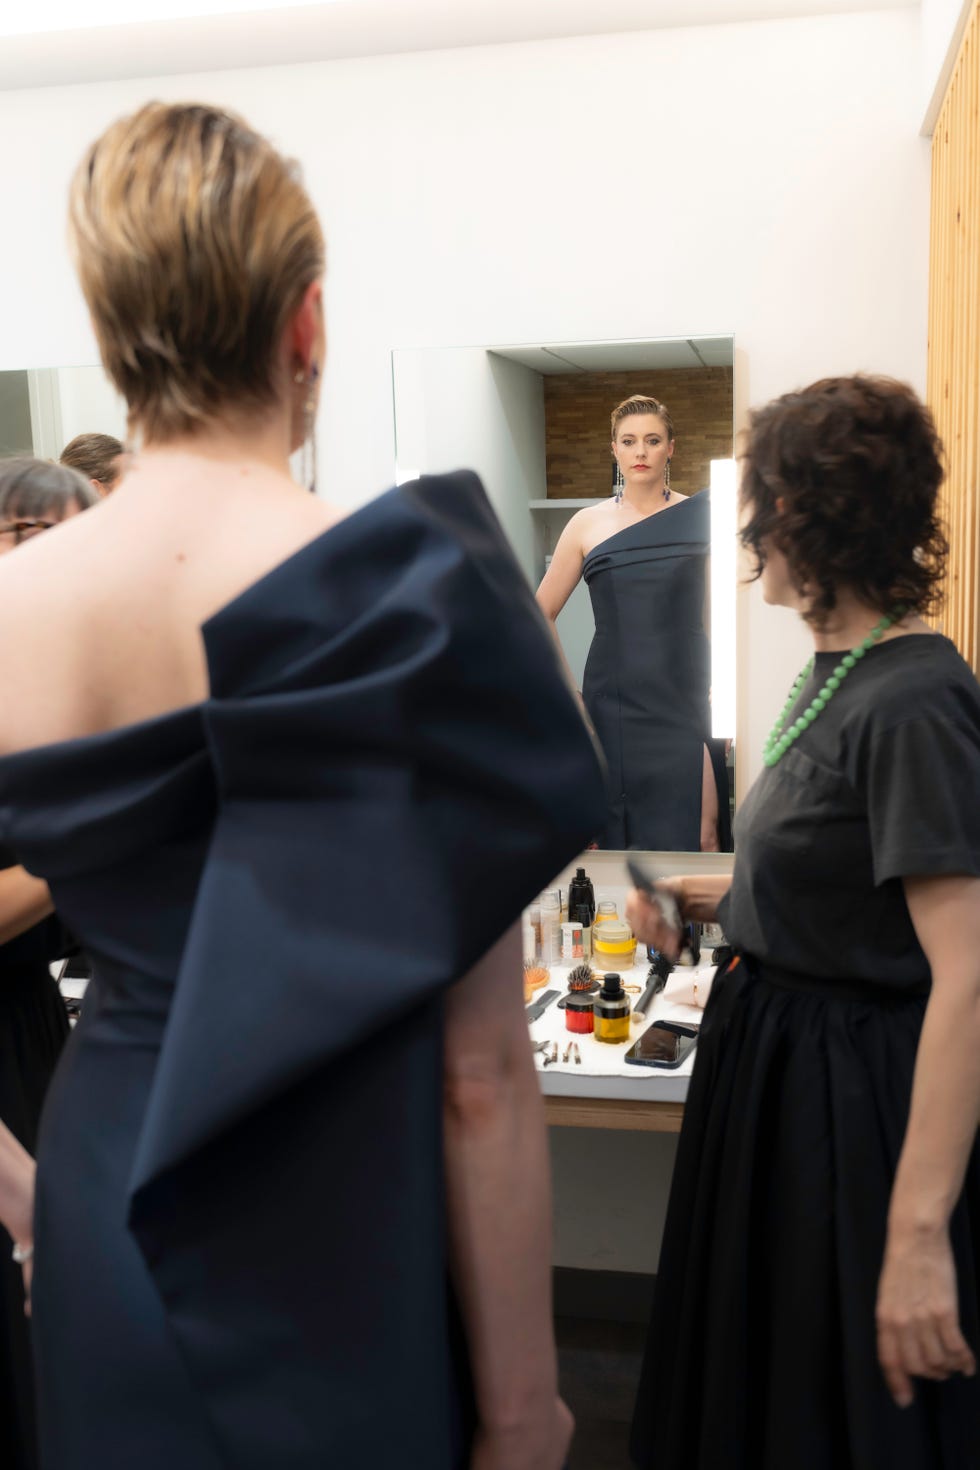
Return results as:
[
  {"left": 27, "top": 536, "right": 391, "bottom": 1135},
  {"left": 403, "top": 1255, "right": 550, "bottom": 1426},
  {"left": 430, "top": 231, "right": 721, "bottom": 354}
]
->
[{"left": 528, "top": 336, "right": 734, "bottom": 852}]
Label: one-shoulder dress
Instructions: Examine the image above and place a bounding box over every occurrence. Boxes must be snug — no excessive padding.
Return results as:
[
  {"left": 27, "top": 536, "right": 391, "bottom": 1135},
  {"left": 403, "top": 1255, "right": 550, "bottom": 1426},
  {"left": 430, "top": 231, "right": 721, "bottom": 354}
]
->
[
  {"left": 582, "top": 492, "right": 729, "bottom": 850},
  {"left": 631, "top": 635, "right": 980, "bottom": 1469},
  {"left": 0, "top": 473, "right": 606, "bottom": 1470}
]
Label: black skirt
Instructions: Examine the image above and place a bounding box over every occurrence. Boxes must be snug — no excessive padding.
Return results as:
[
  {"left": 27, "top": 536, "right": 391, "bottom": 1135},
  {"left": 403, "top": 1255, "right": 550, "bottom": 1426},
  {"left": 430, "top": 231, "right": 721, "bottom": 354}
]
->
[{"left": 630, "top": 956, "right": 980, "bottom": 1470}]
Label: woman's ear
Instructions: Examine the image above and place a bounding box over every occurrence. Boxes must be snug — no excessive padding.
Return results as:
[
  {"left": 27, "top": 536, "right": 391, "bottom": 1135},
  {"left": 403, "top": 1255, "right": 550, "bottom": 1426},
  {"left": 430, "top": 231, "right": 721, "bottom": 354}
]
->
[{"left": 287, "top": 280, "right": 323, "bottom": 376}]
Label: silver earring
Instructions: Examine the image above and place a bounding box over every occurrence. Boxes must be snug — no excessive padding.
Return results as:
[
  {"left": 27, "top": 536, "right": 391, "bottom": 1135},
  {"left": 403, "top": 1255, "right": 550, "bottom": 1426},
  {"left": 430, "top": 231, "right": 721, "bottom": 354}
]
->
[
  {"left": 300, "top": 363, "right": 319, "bottom": 495},
  {"left": 613, "top": 462, "right": 624, "bottom": 504},
  {"left": 664, "top": 458, "right": 671, "bottom": 503}
]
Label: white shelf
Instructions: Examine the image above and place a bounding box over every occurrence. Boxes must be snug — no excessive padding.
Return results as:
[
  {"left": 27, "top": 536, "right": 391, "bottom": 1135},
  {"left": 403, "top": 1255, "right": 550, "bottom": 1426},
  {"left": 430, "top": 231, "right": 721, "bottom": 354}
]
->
[{"left": 529, "top": 498, "right": 604, "bottom": 510}]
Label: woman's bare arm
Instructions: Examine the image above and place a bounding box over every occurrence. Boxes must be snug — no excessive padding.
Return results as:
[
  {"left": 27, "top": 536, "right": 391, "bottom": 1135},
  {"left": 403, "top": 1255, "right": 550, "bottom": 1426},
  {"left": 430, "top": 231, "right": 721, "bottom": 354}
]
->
[
  {"left": 876, "top": 873, "right": 980, "bottom": 1407},
  {"left": 0, "top": 867, "right": 53, "bottom": 946},
  {"left": 535, "top": 516, "right": 589, "bottom": 693},
  {"left": 443, "top": 922, "right": 572, "bottom": 1470}
]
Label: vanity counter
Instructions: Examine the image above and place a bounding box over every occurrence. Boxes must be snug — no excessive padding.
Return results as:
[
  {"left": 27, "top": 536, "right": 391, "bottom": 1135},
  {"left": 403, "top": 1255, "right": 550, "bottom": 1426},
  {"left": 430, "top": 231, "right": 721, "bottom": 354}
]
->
[{"left": 530, "top": 956, "right": 716, "bottom": 1133}]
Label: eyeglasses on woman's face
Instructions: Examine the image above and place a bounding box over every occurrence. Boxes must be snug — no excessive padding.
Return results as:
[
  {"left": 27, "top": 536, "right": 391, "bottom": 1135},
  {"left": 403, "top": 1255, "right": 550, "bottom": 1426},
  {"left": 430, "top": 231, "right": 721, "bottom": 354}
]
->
[{"left": 0, "top": 519, "right": 58, "bottom": 549}]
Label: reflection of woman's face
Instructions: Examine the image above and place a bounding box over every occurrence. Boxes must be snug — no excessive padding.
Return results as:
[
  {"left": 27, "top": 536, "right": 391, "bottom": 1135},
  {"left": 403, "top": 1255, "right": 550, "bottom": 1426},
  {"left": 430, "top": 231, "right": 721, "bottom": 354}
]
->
[
  {"left": 0, "top": 501, "right": 80, "bottom": 558},
  {"left": 612, "top": 414, "right": 674, "bottom": 493}
]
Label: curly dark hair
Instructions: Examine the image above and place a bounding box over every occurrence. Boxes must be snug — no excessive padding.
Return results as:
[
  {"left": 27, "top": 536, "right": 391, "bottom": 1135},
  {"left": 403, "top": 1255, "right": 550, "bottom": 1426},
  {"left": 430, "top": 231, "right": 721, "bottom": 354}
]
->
[{"left": 739, "top": 375, "right": 947, "bottom": 624}]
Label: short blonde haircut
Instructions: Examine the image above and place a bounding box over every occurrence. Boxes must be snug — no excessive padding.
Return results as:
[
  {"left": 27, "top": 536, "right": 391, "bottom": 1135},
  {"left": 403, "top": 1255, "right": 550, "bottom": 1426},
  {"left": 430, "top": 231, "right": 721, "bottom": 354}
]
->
[
  {"left": 610, "top": 395, "right": 675, "bottom": 443},
  {"left": 68, "top": 102, "right": 325, "bottom": 443}
]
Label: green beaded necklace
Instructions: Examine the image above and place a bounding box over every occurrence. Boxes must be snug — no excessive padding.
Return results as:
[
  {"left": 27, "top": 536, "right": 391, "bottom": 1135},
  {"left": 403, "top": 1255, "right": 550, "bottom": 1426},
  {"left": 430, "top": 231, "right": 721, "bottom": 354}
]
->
[{"left": 763, "top": 607, "right": 906, "bottom": 768}]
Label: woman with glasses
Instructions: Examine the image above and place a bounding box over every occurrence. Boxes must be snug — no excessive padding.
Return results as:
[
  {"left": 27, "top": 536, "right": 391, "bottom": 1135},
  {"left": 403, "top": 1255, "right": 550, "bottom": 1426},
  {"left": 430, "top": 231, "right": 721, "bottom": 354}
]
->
[{"left": 0, "top": 457, "right": 97, "bottom": 1470}]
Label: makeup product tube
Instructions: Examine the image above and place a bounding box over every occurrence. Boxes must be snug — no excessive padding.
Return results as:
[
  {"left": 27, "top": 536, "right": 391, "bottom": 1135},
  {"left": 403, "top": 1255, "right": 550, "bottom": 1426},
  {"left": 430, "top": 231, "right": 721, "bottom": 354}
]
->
[{"left": 539, "top": 890, "right": 561, "bottom": 965}]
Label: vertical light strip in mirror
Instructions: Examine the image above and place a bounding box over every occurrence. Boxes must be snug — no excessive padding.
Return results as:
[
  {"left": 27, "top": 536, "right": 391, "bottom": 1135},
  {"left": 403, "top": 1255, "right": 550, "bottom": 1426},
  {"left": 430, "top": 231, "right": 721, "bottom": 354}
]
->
[{"left": 710, "top": 457, "right": 736, "bottom": 739}]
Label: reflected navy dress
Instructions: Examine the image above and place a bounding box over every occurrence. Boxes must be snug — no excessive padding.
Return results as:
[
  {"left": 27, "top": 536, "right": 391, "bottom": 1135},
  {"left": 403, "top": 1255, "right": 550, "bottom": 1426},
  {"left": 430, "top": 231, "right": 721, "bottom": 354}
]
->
[
  {"left": 0, "top": 473, "right": 606, "bottom": 1470},
  {"left": 582, "top": 492, "right": 729, "bottom": 850}
]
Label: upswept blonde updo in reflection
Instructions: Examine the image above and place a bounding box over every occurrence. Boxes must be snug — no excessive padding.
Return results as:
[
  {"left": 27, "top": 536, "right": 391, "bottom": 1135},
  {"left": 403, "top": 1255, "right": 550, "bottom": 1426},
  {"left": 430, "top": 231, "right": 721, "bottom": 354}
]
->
[
  {"left": 68, "top": 102, "right": 325, "bottom": 444},
  {"left": 610, "top": 395, "right": 675, "bottom": 442}
]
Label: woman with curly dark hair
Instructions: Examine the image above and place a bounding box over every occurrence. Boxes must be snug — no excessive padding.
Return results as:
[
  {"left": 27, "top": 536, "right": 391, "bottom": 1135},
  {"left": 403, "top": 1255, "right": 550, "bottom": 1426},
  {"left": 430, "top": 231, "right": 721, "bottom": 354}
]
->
[{"left": 627, "top": 375, "right": 980, "bottom": 1469}]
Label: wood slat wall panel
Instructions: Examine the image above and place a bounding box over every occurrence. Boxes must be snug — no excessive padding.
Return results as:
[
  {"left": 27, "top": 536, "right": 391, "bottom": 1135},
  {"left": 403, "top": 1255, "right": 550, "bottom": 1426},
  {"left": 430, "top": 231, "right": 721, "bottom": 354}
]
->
[{"left": 928, "top": 0, "right": 980, "bottom": 674}]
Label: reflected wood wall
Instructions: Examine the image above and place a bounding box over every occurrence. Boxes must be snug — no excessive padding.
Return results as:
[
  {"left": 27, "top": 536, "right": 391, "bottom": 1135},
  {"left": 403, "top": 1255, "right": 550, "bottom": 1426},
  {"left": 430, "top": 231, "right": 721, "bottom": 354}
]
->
[
  {"left": 928, "top": 0, "right": 980, "bottom": 675},
  {"left": 544, "top": 367, "right": 733, "bottom": 502}
]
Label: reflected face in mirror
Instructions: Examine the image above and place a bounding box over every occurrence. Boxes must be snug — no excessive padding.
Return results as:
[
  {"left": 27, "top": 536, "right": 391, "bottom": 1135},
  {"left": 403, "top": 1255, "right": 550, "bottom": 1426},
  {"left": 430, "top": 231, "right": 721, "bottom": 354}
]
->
[
  {"left": 0, "top": 459, "right": 100, "bottom": 558},
  {"left": 611, "top": 413, "right": 675, "bottom": 500},
  {"left": 0, "top": 499, "right": 85, "bottom": 555}
]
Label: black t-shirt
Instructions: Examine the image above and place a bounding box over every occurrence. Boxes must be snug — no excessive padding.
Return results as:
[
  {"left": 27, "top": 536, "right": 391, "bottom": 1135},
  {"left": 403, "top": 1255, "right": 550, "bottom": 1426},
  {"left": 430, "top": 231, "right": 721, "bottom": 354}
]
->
[{"left": 718, "top": 635, "right": 980, "bottom": 991}]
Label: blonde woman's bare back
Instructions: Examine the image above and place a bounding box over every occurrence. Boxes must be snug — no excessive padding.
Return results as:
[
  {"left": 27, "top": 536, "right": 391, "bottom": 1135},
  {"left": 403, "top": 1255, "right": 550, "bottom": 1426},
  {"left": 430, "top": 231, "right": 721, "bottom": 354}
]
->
[{"left": 0, "top": 454, "right": 346, "bottom": 759}]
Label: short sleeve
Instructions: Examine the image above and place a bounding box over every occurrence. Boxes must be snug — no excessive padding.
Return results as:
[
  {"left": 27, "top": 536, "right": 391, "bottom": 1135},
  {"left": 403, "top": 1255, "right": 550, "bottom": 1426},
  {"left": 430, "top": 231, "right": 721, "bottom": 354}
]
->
[{"left": 864, "top": 713, "right": 980, "bottom": 884}]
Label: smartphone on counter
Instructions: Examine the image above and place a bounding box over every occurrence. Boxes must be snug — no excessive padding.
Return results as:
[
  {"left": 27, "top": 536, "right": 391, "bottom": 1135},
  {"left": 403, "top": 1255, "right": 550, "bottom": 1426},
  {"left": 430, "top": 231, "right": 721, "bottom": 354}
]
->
[{"left": 624, "top": 1020, "right": 699, "bottom": 1070}]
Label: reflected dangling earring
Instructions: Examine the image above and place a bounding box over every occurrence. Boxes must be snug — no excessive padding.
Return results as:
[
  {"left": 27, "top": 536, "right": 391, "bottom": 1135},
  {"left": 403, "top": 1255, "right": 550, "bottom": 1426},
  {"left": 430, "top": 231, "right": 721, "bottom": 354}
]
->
[
  {"left": 613, "top": 461, "right": 624, "bottom": 505},
  {"left": 663, "top": 458, "right": 671, "bottom": 503}
]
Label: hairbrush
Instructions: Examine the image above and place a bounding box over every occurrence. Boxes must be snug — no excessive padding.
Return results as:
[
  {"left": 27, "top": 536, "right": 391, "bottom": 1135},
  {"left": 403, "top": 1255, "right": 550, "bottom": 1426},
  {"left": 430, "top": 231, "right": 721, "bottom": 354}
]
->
[
  {"left": 567, "top": 963, "right": 595, "bottom": 992},
  {"left": 523, "top": 960, "right": 550, "bottom": 1002}
]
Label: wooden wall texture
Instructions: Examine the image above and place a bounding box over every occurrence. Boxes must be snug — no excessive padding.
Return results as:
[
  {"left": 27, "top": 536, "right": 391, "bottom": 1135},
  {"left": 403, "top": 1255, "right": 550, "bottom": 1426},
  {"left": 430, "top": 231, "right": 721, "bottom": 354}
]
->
[{"left": 928, "top": 0, "right": 980, "bottom": 673}]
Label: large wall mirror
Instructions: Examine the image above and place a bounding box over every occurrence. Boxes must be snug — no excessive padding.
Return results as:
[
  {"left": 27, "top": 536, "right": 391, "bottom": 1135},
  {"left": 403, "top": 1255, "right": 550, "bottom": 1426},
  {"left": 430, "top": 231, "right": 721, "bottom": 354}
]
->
[
  {"left": 0, "top": 366, "right": 127, "bottom": 461},
  {"left": 392, "top": 335, "right": 737, "bottom": 855},
  {"left": 0, "top": 344, "right": 737, "bottom": 858}
]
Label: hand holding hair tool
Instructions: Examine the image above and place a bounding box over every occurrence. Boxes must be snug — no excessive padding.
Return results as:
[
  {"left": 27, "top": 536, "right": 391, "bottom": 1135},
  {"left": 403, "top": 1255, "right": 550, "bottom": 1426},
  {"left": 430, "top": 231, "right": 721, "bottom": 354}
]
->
[
  {"left": 627, "top": 858, "right": 683, "bottom": 931},
  {"left": 627, "top": 857, "right": 683, "bottom": 957}
]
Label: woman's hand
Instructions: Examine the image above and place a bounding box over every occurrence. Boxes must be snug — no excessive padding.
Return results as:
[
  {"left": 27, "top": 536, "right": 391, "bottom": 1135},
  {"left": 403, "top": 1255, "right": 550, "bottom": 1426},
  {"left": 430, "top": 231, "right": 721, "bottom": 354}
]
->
[
  {"left": 471, "top": 1397, "right": 574, "bottom": 1470},
  {"left": 625, "top": 881, "right": 685, "bottom": 960},
  {"left": 876, "top": 1221, "right": 976, "bottom": 1407},
  {"left": 5, "top": 1183, "right": 34, "bottom": 1317}
]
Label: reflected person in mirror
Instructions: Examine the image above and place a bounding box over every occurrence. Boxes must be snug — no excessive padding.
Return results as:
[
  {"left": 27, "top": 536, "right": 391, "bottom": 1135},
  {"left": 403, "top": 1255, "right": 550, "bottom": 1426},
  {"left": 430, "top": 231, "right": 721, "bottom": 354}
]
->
[
  {"left": 59, "top": 432, "right": 124, "bottom": 496},
  {"left": 536, "top": 395, "right": 730, "bottom": 852},
  {"left": 0, "top": 457, "right": 98, "bottom": 1470},
  {"left": 627, "top": 375, "right": 980, "bottom": 1470}
]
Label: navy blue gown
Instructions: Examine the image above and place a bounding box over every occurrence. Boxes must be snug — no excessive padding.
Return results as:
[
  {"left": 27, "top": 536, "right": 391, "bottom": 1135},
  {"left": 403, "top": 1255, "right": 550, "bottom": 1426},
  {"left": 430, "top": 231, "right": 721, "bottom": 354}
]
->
[
  {"left": 582, "top": 492, "right": 730, "bottom": 850},
  {"left": 0, "top": 473, "right": 606, "bottom": 1470}
]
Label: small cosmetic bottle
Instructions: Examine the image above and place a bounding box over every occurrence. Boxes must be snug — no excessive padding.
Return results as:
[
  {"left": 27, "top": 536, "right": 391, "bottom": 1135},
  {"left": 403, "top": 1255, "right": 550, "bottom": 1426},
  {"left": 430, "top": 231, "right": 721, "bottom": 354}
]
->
[
  {"left": 560, "top": 921, "right": 585, "bottom": 963},
  {"left": 539, "top": 890, "right": 562, "bottom": 965},
  {"left": 567, "top": 867, "right": 595, "bottom": 925},
  {"left": 564, "top": 994, "right": 594, "bottom": 1035},
  {"left": 593, "top": 972, "right": 631, "bottom": 1044},
  {"left": 573, "top": 904, "right": 593, "bottom": 961},
  {"left": 594, "top": 899, "right": 618, "bottom": 933}
]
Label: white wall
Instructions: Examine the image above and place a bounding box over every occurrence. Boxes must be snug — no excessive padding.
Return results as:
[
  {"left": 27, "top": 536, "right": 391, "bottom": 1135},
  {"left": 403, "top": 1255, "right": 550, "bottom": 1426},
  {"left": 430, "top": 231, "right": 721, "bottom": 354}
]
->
[
  {"left": 55, "top": 365, "right": 127, "bottom": 448},
  {"left": 0, "top": 6, "right": 927, "bottom": 787},
  {"left": 392, "top": 347, "right": 545, "bottom": 579}
]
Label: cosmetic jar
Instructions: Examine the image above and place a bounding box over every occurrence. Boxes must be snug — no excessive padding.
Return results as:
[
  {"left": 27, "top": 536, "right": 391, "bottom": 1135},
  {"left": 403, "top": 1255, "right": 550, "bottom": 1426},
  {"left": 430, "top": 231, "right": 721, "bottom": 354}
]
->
[
  {"left": 593, "top": 973, "right": 631, "bottom": 1044},
  {"left": 592, "top": 919, "right": 637, "bottom": 971},
  {"left": 564, "top": 994, "right": 594, "bottom": 1034}
]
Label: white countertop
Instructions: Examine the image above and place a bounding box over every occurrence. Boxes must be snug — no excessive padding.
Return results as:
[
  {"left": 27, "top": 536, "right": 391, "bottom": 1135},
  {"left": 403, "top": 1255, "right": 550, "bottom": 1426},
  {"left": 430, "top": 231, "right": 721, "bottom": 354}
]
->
[{"left": 530, "top": 957, "right": 716, "bottom": 1103}]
